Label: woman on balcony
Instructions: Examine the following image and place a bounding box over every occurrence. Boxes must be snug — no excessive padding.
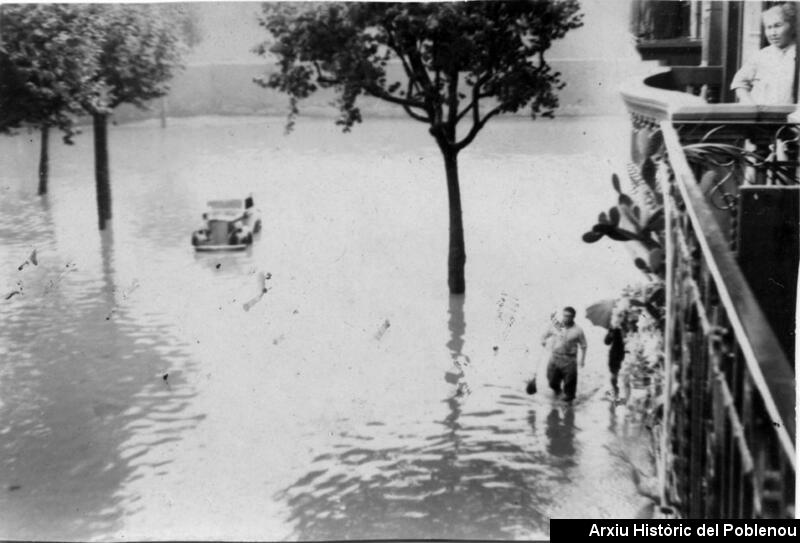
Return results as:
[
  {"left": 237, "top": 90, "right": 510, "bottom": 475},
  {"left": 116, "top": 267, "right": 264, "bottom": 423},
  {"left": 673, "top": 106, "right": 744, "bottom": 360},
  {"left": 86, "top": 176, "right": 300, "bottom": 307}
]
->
[{"left": 730, "top": 3, "right": 796, "bottom": 105}]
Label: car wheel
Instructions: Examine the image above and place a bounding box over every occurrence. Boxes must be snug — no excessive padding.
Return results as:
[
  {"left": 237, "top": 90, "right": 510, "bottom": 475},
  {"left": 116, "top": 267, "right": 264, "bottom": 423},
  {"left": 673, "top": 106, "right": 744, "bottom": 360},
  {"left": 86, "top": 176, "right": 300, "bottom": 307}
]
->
[{"left": 254, "top": 220, "right": 262, "bottom": 234}]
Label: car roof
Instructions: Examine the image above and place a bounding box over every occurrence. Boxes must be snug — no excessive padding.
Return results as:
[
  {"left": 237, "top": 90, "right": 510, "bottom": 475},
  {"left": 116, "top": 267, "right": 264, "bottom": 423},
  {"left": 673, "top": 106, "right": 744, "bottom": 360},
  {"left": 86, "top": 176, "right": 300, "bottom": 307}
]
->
[{"left": 207, "top": 199, "right": 244, "bottom": 209}]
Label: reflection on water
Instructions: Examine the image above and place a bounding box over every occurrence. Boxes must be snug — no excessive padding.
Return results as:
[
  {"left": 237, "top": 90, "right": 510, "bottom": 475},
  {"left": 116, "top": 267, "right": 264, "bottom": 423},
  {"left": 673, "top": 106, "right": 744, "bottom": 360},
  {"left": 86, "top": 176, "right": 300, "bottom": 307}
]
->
[
  {"left": 279, "top": 426, "right": 550, "bottom": 530},
  {"left": 278, "top": 296, "right": 551, "bottom": 540},
  {"left": 277, "top": 293, "right": 645, "bottom": 538},
  {"left": 445, "top": 294, "right": 470, "bottom": 398},
  {"left": 0, "top": 193, "right": 204, "bottom": 539},
  {"left": 1, "top": 116, "right": 650, "bottom": 540},
  {"left": 546, "top": 407, "right": 577, "bottom": 464}
]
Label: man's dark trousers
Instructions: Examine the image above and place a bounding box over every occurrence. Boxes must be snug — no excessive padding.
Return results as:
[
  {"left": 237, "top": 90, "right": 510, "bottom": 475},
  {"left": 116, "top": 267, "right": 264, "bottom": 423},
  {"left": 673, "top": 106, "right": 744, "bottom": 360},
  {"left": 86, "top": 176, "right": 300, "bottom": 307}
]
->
[{"left": 547, "top": 352, "right": 578, "bottom": 400}]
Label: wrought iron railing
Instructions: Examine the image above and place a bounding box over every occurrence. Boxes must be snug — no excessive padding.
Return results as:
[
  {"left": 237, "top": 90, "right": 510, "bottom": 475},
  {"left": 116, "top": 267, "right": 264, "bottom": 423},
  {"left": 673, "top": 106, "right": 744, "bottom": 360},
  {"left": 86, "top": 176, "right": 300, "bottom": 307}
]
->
[
  {"left": 679, "top": 126, "right": 799, "bottom": 251},
  {"left": 620, "top": 70, "right": 796, "bottom": 519},
  {"left": 624, "top": 73, "right": 800, "bottom": 246},
  {"left": 662, "top": 124, "right": 795, "bottom": 518}
]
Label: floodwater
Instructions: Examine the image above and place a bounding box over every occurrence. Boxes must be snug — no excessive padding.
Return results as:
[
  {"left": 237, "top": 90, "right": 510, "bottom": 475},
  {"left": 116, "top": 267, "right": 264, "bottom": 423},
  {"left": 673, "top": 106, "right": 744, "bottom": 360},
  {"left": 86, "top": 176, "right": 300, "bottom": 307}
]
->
[{"left": 0, "top": 115, "right": 650, "bottom": 540}]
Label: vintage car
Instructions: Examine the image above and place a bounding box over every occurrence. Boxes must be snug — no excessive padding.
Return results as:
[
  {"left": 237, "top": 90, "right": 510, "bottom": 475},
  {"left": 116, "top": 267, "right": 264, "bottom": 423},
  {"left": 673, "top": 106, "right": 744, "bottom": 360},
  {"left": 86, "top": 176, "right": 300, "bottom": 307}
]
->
[{"left": 191, "top": 196, "right": 262, "bottom": 252}]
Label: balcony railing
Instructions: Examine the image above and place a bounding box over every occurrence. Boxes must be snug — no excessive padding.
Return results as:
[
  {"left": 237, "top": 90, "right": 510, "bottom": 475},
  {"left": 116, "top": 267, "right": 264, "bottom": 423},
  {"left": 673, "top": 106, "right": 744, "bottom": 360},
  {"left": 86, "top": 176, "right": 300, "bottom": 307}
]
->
[{"left": 620, "top": 68, "right": 796, "bottom": 519}]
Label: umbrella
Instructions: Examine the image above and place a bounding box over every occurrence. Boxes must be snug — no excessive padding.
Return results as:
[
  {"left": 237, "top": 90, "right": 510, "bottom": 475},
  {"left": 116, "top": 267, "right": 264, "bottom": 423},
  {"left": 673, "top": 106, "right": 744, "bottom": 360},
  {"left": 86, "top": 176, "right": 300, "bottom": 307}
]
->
[{"left": 585, "top": 298, "right": 616, "bottom": 329}]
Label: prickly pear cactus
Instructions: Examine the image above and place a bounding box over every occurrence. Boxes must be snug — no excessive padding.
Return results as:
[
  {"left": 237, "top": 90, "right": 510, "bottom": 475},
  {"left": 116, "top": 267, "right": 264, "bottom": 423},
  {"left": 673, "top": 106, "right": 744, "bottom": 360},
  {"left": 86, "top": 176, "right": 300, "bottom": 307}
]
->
[
  {"left": 583, "top": 126, "right": 666, "bottom": 277},
  {"left": 582, "top": 172, "right": 666, "bottom": 277}
]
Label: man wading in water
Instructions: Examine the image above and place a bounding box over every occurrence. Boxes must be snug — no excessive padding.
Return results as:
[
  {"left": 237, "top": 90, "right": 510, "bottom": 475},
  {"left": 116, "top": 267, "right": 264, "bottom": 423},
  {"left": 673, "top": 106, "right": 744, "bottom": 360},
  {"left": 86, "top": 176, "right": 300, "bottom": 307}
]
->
[{"left": 541, "top": 306, "right": 587, "bottom": 403}]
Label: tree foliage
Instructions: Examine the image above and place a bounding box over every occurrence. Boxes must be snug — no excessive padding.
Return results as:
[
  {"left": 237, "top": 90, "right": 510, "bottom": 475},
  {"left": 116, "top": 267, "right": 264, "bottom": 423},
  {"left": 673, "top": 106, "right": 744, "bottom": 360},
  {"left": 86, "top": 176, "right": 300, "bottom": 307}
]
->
[
  {"left": 254, "top": 1, "right": 583, "bottom": 148},
  {"left": 0, "top": 4, "right": 187, "bottom": 133},
  {"left": 80, "top": 4, "right": 187, "bottom": 230},
  {"left": 1, "top": 3, "right": 187, "bottom": 226},
  {"left": 83, "top": 4, "right": 186, "bottom": 114},
  {"left": 255, "top": 1, "right": 583, "bottom": 294},
  {"left": 157, "top": 3, "right": 204, "bottom": 49},
  {"left": 0, "top": 4, "right": 101, "bottom": 141}
]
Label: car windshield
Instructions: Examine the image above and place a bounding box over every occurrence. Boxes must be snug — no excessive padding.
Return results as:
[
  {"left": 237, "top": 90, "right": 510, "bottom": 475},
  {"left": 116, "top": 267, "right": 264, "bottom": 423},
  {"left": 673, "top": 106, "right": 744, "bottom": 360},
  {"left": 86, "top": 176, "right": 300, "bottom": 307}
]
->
[{"left": 207, "top": 199, "right": 243, "bottom": 210}]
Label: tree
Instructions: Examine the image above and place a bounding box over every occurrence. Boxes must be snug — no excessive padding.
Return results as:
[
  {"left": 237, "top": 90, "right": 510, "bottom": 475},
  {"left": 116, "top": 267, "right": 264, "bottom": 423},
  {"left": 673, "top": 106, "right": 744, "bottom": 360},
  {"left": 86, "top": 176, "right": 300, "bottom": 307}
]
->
[
  {"left": 0, "top": 4, "right": 100, "bottom": 195},
  {"left": 254, "top": 1, "right": 583, "bottom": 294},
  {"left": 82, "top": 4, "right": 185, "bottom": 230},
  {"left": 154, "top": 3, "right": 204, "bottom": 127}
]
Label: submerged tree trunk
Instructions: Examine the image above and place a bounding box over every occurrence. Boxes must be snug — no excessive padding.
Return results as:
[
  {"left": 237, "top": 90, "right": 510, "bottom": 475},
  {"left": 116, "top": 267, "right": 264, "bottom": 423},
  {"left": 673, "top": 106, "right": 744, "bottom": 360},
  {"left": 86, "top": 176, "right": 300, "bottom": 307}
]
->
[
  {"left": 160, "top": 96, "right": 167, "bottom": 128},
  {"left": 93, "top": 113, "right": 112, "bottom": 230},
  {"left": 442, "top": 148, "right": 466, "bottom": 294},
  {"left": 37, "top": 124, "right": 49, "bottom": 196}
]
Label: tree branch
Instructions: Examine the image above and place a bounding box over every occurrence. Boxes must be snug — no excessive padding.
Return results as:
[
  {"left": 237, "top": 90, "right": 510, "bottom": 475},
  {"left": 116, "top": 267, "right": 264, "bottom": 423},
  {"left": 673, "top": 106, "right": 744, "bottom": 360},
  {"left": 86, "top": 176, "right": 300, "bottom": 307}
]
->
[
  {"left": 313, "top": 61, "right": 339, "bottom": 85},
  {"left": 405, "top": 41, "right": 434, "bottom": 91},
  {"left": 403, "top": 104, "right": 431, "bottom": 123},
  {"left": 455, "top": 103, "right": 503, "bottom": 152},
  {"left": 470, "top": 82, "right": 481, "bottom": 141},
  {"left": 456, "top": 101, "right": 475, "bottom": 124},
  {"left": 445, "top": 68, "right": 458, "bottom": 144},
  {"left": 434, "top": 39, "right": 441, "bottom": 99},
  {"left": 456, "top": 72, "right": 492, "bottom": 123},
  {"left": 402, "top": 77, "right": 430, "bottom": 122},
  {"left": 405, "top": 43, "right": 439, "bottom": 123},
  {"left": 384, "top": 26, "right": 425, "bottom": 100},
  {"left": 363, "top": 83, "right": 429, "bottom": 112}
]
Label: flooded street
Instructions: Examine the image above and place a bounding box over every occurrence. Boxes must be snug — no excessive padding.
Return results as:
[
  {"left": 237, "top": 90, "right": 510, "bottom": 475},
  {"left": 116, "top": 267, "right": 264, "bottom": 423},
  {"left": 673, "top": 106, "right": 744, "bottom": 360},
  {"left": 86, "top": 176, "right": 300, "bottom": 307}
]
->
[{"left": 0, "top": 115, "right": 650, "bottom": 540}]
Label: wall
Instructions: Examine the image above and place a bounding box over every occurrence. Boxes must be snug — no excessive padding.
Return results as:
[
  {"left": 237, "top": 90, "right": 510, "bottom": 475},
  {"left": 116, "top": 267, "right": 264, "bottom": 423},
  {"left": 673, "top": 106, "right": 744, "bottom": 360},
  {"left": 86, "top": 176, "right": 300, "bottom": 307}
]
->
[{"left": 114, "top": 0, "right": 653, "bottom": 122}]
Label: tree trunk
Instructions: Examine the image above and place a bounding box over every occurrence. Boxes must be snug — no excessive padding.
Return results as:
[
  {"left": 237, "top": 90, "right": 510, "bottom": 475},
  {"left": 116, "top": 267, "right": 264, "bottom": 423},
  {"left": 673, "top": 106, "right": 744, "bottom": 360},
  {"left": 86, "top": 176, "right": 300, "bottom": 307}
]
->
[
  {"left": 160, "top": 96, "right": 167, "bottom": 128},
  {"left": 442, "top": 148, "right": 466, "bottom": 294},
  {"left": 93, "top": 112, "right": 112, "bottom": 230},
  {"left": 37, "top": 124, "right": 49, "bottom": 196}
]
